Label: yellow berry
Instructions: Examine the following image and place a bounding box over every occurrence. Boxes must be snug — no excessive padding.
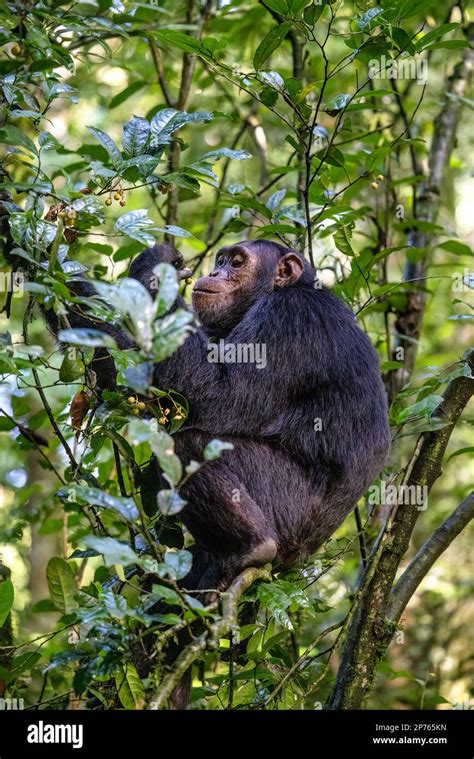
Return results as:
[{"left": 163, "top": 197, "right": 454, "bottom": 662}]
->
[
  {"left": 114, "top": 192, "right": 121, "bottom": 201},
  {"left": 159, "top": 416, "right": 167, "bottom": 424},
  {"left": 105, "top": 198, "right": 112, "bottom": 206},
  {"left": 370, "top": 182, "right": 379, "bottom": 190},
  {"left": 185, "top": 277, "right": 193, "bottom": 285},
  {"left": 11, "top": 43, "right": 21, "bottom": 56},
  {"left": 119, "top": 199, "right": 126, "bottom": 207},
  {"left": 174, "top": 414, "right": 183, "bottom": 421},
  {"left": 58, "top": 210, "right": 66, "bottom": 218},
  {"left": 164, "top": 408, "right": 170, "bottom": 416},
  {"left": 132, "top": 408, "right": 140, "bottom": 416},
  {"left": 127, "top": 396, "right": 135, "bottom": 404},
  {"left": 136, "top": 401, "right": 145, "bottom": 411},
  {"left": 377, "top": 174, "right": 384, "bottom": 182}
]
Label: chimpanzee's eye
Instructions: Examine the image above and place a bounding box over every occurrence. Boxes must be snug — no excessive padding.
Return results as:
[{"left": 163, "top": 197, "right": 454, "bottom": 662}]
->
[
  {"left": 232, "top": 254, "right": 245, "bottom": 268},
  {"left": 216, "top": 256, "right": 225, "bottom": 267}
]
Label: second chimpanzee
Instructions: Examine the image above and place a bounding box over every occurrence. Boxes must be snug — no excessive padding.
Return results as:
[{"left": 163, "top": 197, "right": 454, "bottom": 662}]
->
[{"left": 123, "top": 239, "right": 391, "bottom": 592}]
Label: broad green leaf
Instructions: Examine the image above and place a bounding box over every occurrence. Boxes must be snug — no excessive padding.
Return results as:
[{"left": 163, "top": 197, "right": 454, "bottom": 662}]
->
[
  {"left": 83, "top": 537, "right": 138, "bottom": 567},
  {"left": 253, "top": 21, "right": 293, "bottom": 70},
  {"left": 201, "top": 148, "right": 252, "bottom": 161},
  {"left": 58, "top": 328, "right": 117, "bottom": 349},
  {"left": 438, "top": 240, "right": 472, "bottom": 256},
  {"left": 88, "top": 126, "right": 122, "bottom": 169},
  {"left": 357, "top": 7, "right": 384, "bottom": 29},
  {"left": 156, "top": 224, "right": 194, "bottom": 239},
  {"left": 334, "top": 226, "right": 355, "bottom": 257},
  {"left": 94, "top": 277, "right": 155, "bottom": 350},
  {"left": 153, "top": 30, "right": 204, "bottom": 55},
  {"left": 0, "top": 578, "right": 14, "bottom": 627},
  {"left": 128, "top": 418, "right": 183, "bottom": 485},
  {"left": 122, "top": 116, "right": 150, "bottom": 157},
  {"left": 157, "top": 549, "right": 193, "bottom": 581},
  {"left": 157, "top": 489, "right": 187, "bottom": 516},
  {"left": 59, "top": 352, "right": 84, "bottom": 382},
  {"left": 115, "top": 662, "right": 145, "bottom": 710},
  {"left": 115, "top": 209, "right": 157, "bottom": 245},
  {"left": 71, "top": 485, "right": 139, "bottom": 522},
  {"left": 46, "top": 558, "right": 77, "bottom": 614},
  {"left": 414, "top": 22, "right": 459, "bottom": 51},
  {"left": 150, "top": 108, "right": 213, "bottom": 147},
  {"left": 153, "top": 263, "right": 179, "bottom": 317}
]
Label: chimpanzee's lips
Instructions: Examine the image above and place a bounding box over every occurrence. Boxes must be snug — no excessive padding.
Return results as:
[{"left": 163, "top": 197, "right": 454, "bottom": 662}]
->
[{"left": 193, "top": 286, "right": 221, "bottom": 295}]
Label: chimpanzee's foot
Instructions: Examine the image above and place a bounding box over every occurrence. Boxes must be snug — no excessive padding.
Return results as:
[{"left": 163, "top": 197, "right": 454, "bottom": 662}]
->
[{"left": 240, "top": 537, "right": 277, "bottom": 569}]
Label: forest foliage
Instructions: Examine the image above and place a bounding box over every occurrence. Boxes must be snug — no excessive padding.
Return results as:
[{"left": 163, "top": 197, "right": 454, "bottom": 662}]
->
[{"left": 0, "top": 0, "right": 473, "bottom": 710}]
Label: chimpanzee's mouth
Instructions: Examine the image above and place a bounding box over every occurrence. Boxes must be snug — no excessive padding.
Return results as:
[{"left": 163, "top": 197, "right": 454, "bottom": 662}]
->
[{"left": 193, "top": 287, "right": 221, "bottom": 295}]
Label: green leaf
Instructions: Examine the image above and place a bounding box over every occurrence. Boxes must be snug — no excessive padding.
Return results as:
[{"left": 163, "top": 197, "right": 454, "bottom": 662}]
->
[
  {"left": 414, "top": 23, "right": 459, "bottom": 51},
  {"left": 153, "top": 263, "right": 179, "bottom": 317},
  {"left": 82, "top": 536, "right": 138, "bottom": 567},
  {"left": 157, "top": 550, "right": 193, "bottom": 581},
  {"left": 115, "top": 209, "right": 157, "bottom": 245},
  {"left": 424, "top": 40, "right": 470, "bottom": 51},
  {"left": 156, "top": 224, "right": 194, "bottom": 239},
  {"left": 150, "top": 108, "right": 213, "bottom": 147},
  {"left": 122, "top": 116, "right": 151, "bottom": 157},
  {"left": 334, "top": 226, "right": 355, "bottom": 257},
  {"left": 93, "top": 277, "right": 155, "bottom": 350},
  {"left": 253, "top": 21, "right": 293, "bottom": 70},
  {"left": 128, "top": 418, "right": 183, "bottom": 485},
  {"left": 438, "top": 241, "right": 472, "bottom": 256},
  {"left": 46, "top": 558, "right": 77, "bottom": 614},
  {"left": 157, "top": 489, "right": 187, "bottom": 516},
  {"left": 59, "top": 352, "right": 84, "bottom": 383},
  {"left": 110, "top": 81, "right": 146, "bottom": 109},
  {"left": 357, "top": 7, "right": 384, "bottom": 29},
  {"left": 71, "top": 485, "right": 139, "bottom": 522},
  {"left": 201, "top": 148, "right": 252, "bottom": 162},
  {"left": 0, "top": 579, "right": 14, "bottom": 627},
  {"left": 447, "top": 447, "right": 474, "bottom": 461},
  {"left": 0, "top": 125, "right": 37, "bottom": 155},
  {"left": 153, "top": 30, "right": 204, "bottom": 55},
  {"left": 88, "top": 126, "right": 122, "bottom": 169},
  {"left": 58, "top": 328, "right": 117, "bottom": 349},
  {"left": 115, "top": 663, "right": 145, "bottom": 710},
  {"left": 203, "top": 439, "right": 234, "bottom": 461}
]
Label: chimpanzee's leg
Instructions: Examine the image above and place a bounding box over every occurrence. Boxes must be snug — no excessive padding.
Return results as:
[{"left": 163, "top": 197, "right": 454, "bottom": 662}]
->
[
  {"left": 180, "top": 466, "right": 277, "bottom": 588},
  {"left": 174, "top": 431, "right": 278, "bottom": 590}
]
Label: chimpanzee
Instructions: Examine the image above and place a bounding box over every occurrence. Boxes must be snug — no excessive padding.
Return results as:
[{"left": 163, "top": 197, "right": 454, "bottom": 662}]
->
[{"left": 124, "top": 240, "right": 391, "bottom": 592}]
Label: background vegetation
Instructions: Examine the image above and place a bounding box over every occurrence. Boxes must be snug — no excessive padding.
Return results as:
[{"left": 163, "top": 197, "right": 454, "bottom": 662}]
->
[{"left": 0, "top": 0, "right": 473, "bottom": 710}]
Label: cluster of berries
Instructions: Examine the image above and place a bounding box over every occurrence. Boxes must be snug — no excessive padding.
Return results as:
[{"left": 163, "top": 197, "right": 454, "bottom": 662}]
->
[
  {"left": 105, "top": 187, "right": 126, "bottom": 207},
  {"left": 370, "top": 174, "right": 385, "bottom": 190},
  {"left": 127, "top": 396, "right": 146, "bottom": 416},
  {"left": 58, "top": 208, "right": 77, "bottom": 227}
]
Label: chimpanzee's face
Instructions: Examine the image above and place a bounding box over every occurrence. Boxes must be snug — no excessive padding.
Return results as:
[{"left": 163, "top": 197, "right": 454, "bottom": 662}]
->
[{"left": 192, "top": 244, "right": 270, "bottom": 329}]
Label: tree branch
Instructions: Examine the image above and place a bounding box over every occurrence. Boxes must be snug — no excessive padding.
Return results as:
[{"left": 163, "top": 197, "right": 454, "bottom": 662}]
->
[
  {"left": 387, "top": 491, "right": 474, "bottom": 622},
  {"left": 327, "top": 350, "right": 474, "bottom": 710},
  {"left": 147, "top": 565, "right": 271, "bottom": 710},
  {"left": 392, "top": 30, "right": 474, "bottom": 391}
]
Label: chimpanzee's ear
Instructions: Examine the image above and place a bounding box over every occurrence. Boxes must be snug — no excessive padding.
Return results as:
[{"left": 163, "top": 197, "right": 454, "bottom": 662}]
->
[{"left": 274, "top": 253, "right": 304, "bottom": 287}]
